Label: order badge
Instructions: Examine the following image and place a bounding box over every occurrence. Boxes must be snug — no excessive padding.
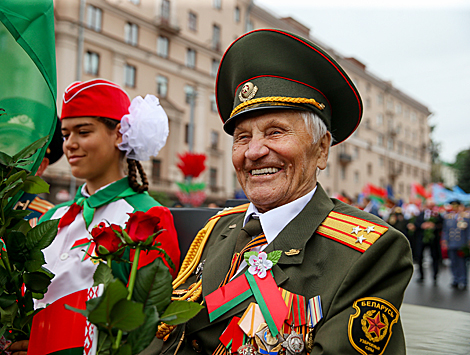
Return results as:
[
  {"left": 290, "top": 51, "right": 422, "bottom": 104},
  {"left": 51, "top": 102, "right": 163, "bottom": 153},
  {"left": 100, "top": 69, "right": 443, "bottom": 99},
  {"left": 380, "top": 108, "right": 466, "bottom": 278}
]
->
[{"left": 348, "top": 297, "right": 399, "bottom": 355}]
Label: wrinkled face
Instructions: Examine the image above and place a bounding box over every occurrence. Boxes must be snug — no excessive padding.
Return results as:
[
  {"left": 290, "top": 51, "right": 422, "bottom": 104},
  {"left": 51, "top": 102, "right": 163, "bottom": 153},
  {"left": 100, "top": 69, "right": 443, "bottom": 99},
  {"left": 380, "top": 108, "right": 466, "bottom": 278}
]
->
[
  {"left": 232, "top": 110, "right": 331, "bottom": 213},
  {"left": 61, "top": 117, "right": 122, "bottom": 183}
]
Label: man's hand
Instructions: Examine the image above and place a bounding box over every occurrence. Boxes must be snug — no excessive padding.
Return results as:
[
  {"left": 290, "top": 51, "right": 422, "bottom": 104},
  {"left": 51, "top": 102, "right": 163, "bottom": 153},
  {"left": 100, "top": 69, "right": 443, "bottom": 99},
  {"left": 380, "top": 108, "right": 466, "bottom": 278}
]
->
[{"left": 8, "top": 340, "right": 28, "bottom": 355}]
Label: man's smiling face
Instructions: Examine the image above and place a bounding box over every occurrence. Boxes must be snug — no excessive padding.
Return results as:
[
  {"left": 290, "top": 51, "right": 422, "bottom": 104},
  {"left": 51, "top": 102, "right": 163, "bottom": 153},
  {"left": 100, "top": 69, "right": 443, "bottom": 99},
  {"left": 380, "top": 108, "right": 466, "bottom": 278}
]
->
[{"left": 232, "top": 110, "right": 330, "bottom": 213}]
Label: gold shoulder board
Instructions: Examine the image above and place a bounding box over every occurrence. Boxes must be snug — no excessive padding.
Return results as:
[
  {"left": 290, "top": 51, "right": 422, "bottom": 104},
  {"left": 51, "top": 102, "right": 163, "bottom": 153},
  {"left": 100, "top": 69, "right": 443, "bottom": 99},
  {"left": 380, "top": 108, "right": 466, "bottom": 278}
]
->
[
  {"left": 317, "top": 211, "right": 388, "bottom": 253},
  {"left": 210, "top": 203, "right": 250, "bottom": 220}
]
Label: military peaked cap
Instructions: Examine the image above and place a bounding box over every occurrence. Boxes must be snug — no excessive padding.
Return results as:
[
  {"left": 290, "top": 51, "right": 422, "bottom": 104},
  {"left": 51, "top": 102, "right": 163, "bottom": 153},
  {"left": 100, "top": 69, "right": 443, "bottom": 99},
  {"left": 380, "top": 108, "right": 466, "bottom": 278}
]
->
[{"left": 216, "top": 29, "right": 363, "bottom": 145}]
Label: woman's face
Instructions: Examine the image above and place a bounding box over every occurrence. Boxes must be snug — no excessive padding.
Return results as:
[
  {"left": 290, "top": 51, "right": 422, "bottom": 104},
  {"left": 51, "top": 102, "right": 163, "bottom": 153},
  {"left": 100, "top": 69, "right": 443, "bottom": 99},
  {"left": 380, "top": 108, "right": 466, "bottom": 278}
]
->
[{"left": 61, "top": 117, "right": 123, "bottom": 185}]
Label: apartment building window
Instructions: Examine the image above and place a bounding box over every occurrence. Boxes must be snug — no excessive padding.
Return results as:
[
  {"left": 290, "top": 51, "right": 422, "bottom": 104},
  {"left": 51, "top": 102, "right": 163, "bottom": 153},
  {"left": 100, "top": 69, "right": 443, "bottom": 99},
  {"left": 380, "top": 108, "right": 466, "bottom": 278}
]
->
[
  {"left": 185, "top": 85, "right": 196, "bottom": 104},
  {"left": 377, "top": 93, "right": 383, "bottom": 105},
  {"left": 340, "top": 166, "right": 346, "bottom": 180},
  {"left": 87, "top": 5, "right": 102, "bottom": 32},
  {"left": 211, "top": 59, "right": 219, "bottom": 77},
  {"left": 396, "top": 103, "right": 402, "bottom": 114},
  {"left": 156, "top": 75, "right": 168, "bottom": 98},
  {"left": 353, "top": 146, "right": 359, "bottom": 159},
  {"left": 210, "top": 94, "right": 217, "bottom": 112},
  {"left": 367, "top": 163, "right": 372, "bottom": 175},
  {"left": 129, "top": 0, "right": 140, "bottom": 4},
  {"left": 377, "top": 134, "right": 383, "bottom": 147},
  {"left": 246, "top": 19, "right": 254, "bottom": 32},
  {"left": 124, "top": 64, "right": 136, "bottom": 88},
  {"left": 211, "top": 130, "right": 219, "bottom": 150},
  {"left": 184, "top": 123, "right": 189, "bottom": 144},
  {"left": 234, "top": 6, "right": 240, "bottom": 22},
  {"left": 212, "top": 24, "right": 221, "bottom": 51},
  {"left": 398, "top": 142, "right": 403, "bottom": 154},
  {"left": 188, "top": 11, "right": 197, "bottom": 31},
  {"left": 152, "top": 159, "right": 161, "bottom": 181},
  {"left": 354, "top": 171, "right": 359, "bottom": 183},
  {"left": 379, "top": 157, "right": 384, "bottom": 167},
  {"left": 387, "top": 137, "right": 394, "bottom": 150},
  {"left": 210, "top": 168, "right": 218, "bottom": 188},
  {"left": 125, "top": 22, "right": 138, "bottom": 46},
  {"left": 186, "top": 48, "right": 196, "bottom": 69},
  {"left": 387, "top": 99, "right": 394, "bottom": 111},
  {"left": 157, "top": 36, "right": 169, "bottom": 58},
  {"left": 161, "top": 0, "right": 170, "bottom": 19},
  {"left": 213, "top": 0, "right": 222, "bottom": 10},
  {"left": 411, "top": 111, "right": 417, "bottom": 122},
  {"left": 376, "top": 113, "right": 383, "bottom": 126},
  {"left": 380, "top": 179, "right": 385, "bottom": 188},
  {"left": 399, "top": 183, "right": 404, "bottom": 194},
  {"left": 84, "top": 51, "right": 99, "bottom": 75}
]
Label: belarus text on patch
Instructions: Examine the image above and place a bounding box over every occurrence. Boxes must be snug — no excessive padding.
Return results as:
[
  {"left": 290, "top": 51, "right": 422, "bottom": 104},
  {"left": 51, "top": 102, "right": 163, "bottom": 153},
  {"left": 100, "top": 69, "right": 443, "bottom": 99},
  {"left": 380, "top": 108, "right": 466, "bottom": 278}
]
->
[{"left": 348, "top": 297, "right": 400, "bottom": 355}]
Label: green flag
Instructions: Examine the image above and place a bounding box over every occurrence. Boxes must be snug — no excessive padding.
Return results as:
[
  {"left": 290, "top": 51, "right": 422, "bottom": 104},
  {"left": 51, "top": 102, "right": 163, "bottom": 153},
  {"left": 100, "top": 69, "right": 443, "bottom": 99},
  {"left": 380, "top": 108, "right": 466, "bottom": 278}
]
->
[{"left": 0, "top": 0, "right": 57, "bottom": 173}]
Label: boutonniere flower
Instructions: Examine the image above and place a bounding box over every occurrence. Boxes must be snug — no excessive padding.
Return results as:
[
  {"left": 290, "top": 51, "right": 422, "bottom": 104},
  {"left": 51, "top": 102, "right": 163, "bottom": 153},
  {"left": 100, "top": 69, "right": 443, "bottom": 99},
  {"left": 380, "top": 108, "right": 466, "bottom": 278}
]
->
[{"left": 245, "top": 250, "right": 282, "bottom": 279}]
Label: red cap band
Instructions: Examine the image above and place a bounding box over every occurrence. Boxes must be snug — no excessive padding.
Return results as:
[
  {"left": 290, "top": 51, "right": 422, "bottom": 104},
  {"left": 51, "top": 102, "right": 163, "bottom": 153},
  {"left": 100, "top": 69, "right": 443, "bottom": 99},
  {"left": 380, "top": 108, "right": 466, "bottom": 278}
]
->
[{"left": 60, "top": 79, "right": 130, "bottom": 121}]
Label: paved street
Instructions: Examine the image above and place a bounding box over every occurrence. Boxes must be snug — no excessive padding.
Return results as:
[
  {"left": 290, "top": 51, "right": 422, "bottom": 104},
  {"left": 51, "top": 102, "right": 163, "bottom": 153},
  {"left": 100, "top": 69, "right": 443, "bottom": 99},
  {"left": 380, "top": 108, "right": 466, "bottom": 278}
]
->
[{"left": 402, "top": 256, "right": 470, "bottom": 354}]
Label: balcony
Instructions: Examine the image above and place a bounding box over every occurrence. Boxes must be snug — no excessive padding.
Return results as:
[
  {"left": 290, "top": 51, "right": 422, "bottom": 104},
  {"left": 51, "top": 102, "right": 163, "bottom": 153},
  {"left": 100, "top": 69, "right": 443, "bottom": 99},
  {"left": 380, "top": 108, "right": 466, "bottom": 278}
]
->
[
  {"left": 154, "top": 15, "right": 180, "bottom": 35},
  {"left": 338, "top": 153, "right": 352, "bottom": 165}
]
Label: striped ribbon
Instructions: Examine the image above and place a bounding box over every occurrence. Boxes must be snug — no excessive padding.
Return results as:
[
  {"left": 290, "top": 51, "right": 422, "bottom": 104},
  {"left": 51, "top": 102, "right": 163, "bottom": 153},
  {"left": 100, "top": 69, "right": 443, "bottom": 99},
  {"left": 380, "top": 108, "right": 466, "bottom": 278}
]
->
[{"left": 220, "top": 234, "right": 267, "bottom": 287}]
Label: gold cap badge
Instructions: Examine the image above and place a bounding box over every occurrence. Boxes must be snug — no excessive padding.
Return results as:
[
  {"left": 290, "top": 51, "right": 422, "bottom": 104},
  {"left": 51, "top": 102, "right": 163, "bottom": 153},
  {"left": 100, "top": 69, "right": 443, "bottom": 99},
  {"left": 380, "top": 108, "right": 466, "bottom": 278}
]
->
[{"left": 239, "top": 82, "right": 258, "bottom": 102}]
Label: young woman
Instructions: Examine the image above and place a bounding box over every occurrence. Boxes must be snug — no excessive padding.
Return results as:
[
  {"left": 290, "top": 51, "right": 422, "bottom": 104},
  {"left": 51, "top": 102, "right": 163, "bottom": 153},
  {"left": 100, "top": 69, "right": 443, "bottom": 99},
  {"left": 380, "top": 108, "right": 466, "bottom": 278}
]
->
[{"left": 38, "top": 79, "right": 180, "bottom": 307}]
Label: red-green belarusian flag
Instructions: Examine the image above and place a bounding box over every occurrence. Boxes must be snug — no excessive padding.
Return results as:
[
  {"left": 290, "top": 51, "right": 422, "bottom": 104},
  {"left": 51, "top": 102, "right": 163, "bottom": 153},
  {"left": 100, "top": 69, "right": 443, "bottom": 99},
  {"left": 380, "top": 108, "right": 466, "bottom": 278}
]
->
[
  {"left": 411, "top": 182, "right": 431, "bottom": 202},
  {"left": 0, "top": 0, "right": 57, "bottom": 174},
  {"left": 363, "top": 183, "right": 387, "bottom": 204}
]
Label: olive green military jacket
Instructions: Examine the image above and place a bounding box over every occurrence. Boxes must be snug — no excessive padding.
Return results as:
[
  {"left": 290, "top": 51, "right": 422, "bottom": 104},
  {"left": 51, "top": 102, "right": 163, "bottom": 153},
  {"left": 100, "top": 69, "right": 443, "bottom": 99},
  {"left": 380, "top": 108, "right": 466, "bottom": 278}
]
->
[{"left": 160, "top": 185, "right": 413, "bottom": 355}]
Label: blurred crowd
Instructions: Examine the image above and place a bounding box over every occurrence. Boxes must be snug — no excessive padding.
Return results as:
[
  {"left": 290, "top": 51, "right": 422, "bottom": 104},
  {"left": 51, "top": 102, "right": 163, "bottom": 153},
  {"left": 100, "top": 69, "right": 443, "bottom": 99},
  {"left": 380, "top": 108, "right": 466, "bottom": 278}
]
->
[{"left": 340, "top": 195, "right": 470, "bottom": 291}]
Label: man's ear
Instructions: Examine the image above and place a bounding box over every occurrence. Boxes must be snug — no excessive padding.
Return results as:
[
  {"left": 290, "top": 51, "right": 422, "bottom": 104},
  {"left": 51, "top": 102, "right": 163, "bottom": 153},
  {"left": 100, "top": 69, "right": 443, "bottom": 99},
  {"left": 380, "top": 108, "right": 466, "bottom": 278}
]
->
[
  {"left": 115, "top": 123, "right": 123, "bottom": 146},
  {"left": 317, "top": 131, "right": 331, "bottom": 170}
]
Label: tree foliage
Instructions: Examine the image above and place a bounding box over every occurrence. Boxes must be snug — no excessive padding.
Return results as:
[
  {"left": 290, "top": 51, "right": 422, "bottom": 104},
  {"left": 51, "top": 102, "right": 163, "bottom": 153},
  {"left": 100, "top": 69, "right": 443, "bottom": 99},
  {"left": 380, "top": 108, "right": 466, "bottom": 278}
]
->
[{"left": 456, "top": 149, "right": 470, "bottom": 193}]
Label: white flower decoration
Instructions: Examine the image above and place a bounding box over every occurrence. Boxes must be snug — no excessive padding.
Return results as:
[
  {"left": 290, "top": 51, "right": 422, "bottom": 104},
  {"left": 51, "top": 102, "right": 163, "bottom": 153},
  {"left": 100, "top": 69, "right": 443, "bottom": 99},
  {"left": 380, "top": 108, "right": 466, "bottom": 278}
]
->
[
  {"left": 248, "top": 252, "right": 273, "bottom": 279},
  {"left": 119, "top": 94, "right": 169, "bottom": 161}
]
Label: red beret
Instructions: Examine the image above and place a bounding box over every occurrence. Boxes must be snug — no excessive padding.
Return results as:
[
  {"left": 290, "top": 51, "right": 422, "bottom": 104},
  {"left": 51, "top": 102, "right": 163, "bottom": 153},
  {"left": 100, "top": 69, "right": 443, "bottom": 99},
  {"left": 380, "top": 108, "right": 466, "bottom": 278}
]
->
[{"left": 61, "top": 79, "right": 130, "bottom": 121}]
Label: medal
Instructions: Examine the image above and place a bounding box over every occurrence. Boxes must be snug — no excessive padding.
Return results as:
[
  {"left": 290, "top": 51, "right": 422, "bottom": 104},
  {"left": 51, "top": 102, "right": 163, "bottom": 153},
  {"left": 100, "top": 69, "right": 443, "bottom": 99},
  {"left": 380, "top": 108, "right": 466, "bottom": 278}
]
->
[
  {"left": 282, "top": 330, "right": 305, "bottom": 355},
  {"left": 255, "top": 323, "right": 283, "bottom": 355},
  {"left": 305, "top": 329, "right": 315, "bottom": 353},
  {"left": 237, "top": 344, "right": 256, "bottom": 355}
]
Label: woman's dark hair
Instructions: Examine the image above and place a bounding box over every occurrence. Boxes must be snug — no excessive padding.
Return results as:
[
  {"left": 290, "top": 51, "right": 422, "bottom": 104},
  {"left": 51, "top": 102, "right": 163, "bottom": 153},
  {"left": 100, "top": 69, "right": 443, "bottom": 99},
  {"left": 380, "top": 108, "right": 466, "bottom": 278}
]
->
[{"left": 96, "top": 117, "right": 149, "bottom": 193}]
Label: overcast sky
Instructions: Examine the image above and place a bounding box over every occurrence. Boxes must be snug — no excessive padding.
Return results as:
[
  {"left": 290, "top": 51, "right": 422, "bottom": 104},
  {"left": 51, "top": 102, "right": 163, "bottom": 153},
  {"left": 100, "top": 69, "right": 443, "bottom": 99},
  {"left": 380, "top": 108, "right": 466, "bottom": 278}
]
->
[{"left": 256, "top": 0, "right": 470, "bottom": 163}]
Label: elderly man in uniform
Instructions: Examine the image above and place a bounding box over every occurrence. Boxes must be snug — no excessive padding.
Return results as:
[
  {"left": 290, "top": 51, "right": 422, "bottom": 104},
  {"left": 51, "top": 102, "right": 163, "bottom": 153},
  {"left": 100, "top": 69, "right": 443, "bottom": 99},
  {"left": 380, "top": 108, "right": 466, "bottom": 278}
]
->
[{"left": 157, "top": 29, "right": 413, "bottom": 355}]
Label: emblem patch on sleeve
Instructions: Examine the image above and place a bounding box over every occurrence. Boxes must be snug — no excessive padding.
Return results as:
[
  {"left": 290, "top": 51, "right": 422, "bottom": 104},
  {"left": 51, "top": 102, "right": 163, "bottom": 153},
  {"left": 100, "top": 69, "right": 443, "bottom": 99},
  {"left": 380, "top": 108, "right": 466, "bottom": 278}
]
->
[{"left": 348, "top": 297, "right": 399, "bottom": 355}]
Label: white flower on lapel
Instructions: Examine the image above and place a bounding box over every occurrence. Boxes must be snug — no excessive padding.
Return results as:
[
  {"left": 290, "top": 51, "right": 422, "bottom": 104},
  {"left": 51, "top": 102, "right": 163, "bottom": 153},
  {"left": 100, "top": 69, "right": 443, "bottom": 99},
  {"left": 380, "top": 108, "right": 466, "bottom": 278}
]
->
[{"left": 248, "top": 252, "right": 273, "bottom": 278}]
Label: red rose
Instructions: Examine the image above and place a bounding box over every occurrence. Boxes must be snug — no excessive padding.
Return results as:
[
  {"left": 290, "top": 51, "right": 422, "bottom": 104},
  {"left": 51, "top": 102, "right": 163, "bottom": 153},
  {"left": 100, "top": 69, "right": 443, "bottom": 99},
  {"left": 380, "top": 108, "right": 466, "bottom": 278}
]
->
[
  {"left": 91, "top": 222, "right": 124, "bottom": 257},
  {"left": 125, "top": 209, "right": 162, "bottom": 244}
]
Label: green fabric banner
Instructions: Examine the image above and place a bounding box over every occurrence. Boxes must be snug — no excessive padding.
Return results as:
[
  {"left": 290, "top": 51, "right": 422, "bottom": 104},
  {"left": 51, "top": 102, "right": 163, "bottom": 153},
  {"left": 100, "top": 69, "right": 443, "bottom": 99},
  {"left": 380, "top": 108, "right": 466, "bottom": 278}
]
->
[{"left": 0, "top": 0, "right": 57, "bottom": 173}]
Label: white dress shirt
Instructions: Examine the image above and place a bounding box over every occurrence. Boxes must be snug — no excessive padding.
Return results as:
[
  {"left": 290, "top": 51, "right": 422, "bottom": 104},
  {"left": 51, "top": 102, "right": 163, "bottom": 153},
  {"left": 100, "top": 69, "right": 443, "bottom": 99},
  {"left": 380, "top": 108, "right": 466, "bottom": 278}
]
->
[{"left": 234, "top": 186, "right": 317, "bottom": 276}]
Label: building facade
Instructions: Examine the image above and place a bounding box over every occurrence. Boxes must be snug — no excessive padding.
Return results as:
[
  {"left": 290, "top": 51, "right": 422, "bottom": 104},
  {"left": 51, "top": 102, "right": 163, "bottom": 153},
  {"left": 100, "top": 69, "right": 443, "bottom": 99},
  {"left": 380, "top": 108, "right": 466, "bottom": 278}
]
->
[{"left": 45, "top": 0, "right": 431, "bottom": 205}]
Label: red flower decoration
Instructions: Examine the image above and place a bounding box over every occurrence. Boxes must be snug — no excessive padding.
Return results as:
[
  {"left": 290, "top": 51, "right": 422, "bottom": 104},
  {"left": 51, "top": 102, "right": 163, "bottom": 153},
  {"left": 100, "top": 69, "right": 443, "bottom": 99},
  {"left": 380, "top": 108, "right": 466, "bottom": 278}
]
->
[
  {"left": 177, "top": 152, "right": 206, "bottom": 178},
  {"left": 91, "top": 222, "right": 124, "bottom": 257},
  {"left": 125, "top": 209, "right": 162, "bottom": 244}
]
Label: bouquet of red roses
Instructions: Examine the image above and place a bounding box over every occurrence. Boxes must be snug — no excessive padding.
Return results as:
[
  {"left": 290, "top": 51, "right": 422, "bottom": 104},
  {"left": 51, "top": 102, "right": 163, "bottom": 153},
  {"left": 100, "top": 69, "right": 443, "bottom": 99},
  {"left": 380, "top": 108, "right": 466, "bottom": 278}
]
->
[{"left": 66, "top": 208, "right": 202, "bottom": 354}]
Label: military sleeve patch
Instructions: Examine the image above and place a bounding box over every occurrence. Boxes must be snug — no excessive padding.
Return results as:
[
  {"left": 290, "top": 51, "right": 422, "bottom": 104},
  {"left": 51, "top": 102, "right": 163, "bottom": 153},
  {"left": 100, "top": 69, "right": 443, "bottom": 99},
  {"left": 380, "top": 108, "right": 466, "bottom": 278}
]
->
[
  {"left": 348, "top": 297, "right": 400, "bottom": 355},
  {"left": 317, "top": 211, "right": 388, "bottom": 252}
]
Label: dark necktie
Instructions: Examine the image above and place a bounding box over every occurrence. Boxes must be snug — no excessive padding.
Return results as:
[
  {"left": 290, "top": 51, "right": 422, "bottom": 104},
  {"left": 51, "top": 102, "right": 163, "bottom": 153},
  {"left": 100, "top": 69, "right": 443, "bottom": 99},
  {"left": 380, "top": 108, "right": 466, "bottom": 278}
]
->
[{"left": 220, "top": 218, "right": 267, "bottom": 287}]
